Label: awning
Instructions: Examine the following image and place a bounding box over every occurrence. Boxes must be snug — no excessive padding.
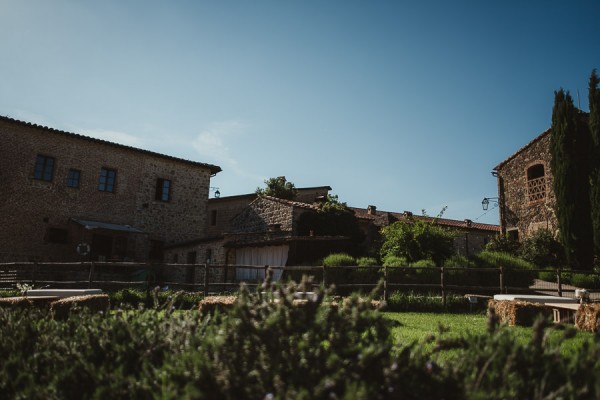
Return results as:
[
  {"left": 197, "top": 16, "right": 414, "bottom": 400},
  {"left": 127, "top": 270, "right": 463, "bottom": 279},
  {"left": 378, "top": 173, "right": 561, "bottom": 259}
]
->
[{"left": 71, "top": 218, "right": 145, "bottom": 234}]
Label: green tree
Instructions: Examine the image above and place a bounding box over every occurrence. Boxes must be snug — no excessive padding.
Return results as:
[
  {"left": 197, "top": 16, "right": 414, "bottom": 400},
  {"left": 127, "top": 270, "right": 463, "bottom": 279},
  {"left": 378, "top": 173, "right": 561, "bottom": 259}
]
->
[
  {"left": 518, "top": 229, "right": 565, "bottom": 268},
  {"left": 589, "top": 69, "right": 600, "bottom": 255},
  {"left": 255, "top": 176, "right": 298, "bottom": 200},
  {"left": 550, "top": 89, "right": 594, "bottom": 269},
  {"left": 379, "top": 210, "right": 457, "bottom": 267}
]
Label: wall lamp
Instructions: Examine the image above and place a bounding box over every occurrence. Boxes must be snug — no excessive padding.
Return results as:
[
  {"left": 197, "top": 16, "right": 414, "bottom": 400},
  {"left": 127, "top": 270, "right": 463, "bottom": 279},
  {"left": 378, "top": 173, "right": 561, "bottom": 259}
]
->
[
  {"left": 210, "top": 187, "right": 221, "bottom": 198},
  {"left": 481, "top": 197, "right": 499, "bottom": 211}
]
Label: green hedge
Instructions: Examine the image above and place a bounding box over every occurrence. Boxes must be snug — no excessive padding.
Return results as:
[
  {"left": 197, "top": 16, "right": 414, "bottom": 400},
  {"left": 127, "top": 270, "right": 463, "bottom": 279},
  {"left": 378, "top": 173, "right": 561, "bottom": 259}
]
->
[{"left": 1, "top": 282, "right": 599, "bottom": 399}]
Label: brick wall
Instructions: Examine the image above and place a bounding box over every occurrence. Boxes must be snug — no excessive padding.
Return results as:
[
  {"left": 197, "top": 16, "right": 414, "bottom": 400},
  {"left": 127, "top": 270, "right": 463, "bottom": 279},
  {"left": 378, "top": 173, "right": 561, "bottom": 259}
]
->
[{"left": 0, "top": 117, "right": 218, "bottom": 262}]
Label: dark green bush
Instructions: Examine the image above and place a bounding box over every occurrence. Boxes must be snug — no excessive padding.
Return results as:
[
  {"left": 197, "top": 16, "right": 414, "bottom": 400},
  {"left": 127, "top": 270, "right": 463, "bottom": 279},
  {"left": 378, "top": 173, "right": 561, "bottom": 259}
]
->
[
  {"left": 2, "top": 281, "right": 600, "bottom": 399},
  {"left": 519, "top": 228, "right": 565, "bottom": 267},
  {"left": 109, "top": 288, "right": 203, "bottom": 310}
]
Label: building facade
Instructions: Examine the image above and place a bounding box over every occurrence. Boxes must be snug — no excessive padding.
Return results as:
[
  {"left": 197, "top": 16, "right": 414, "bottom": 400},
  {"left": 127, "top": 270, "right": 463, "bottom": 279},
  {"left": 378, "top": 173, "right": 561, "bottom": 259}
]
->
[
  {"left": 493, "top": 129, "right": 557, "bottom": 240},
  {"left": 0, "top": 116, "right": 221, "bottom": 262}
]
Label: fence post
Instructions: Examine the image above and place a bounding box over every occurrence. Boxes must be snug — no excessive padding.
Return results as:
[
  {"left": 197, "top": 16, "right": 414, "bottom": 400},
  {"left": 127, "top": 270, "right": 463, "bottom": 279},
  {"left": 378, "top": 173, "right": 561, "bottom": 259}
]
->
[
  {"left": 499, "top": 266, "right": 505, "bottom": 294},
  {"left": 31, "top": 261, "right": 37, "bottom": 286},
  {"left": 556, "top": 268, "right": 562, "bottom": 297},
  {"left": 383, "top": 264, "right": 388, "bottom": 302},
  {"left": 440, "top": 266, "right": 446, "bottom": 307},
  {"left": 87, "top": 262, "right": 95, "bottom": 289},
  {"left": 204, "top": 262, "right": 209, "bottom": 298},
  {"left": 322, "top": 264, "right": 327, "bottom": 288}
]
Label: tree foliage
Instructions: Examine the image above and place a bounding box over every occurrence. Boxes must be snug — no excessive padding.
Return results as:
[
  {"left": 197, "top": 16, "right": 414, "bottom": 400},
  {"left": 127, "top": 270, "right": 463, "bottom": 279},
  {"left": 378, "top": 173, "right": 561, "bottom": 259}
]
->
[
  {"left": 550, "top": 89, "right": 594, "bottom": 269},
  {"left": 589, "top": 69, "right": 600, "bottom": 255},
  {"left": 256, "top": 176, "right": 298, "bottom": 200},
  {"left": 379, "top": 210, "right": 457, "bottom": 267},
  {"left": 518, "top": 229, "right": 565, "bottom": 268}
]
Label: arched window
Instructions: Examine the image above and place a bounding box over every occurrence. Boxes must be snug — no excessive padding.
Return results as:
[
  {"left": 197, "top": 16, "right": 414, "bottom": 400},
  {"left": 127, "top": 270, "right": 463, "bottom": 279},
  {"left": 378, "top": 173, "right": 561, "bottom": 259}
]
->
[{"left": 526, "top": 163, "right": 546, "bottom": 203}]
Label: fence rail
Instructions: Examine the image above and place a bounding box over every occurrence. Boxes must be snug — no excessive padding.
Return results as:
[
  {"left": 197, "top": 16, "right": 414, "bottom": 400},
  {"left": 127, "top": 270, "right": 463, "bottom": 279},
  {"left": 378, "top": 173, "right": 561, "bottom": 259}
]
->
[{"left": 1, "top": 262, "right": 598, "bottom": 303}]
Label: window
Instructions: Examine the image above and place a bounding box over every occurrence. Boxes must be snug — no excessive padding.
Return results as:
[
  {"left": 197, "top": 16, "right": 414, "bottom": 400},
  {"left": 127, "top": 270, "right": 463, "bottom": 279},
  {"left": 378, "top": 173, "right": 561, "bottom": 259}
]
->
[
  {"left": 34, "top": 155, "right": 55, "bottom": 182},
  {"left": 526, "top": 163, "right": 546, "bottom": 203},
  {"left": 67, "top": 169, "right": 81, "bottom": 188},
  {"left": 210, "top": 210, "right": 217, "bottom": 226},
  {"left": 99, "top": 168, "right": 117, "bottom": 192},
  {"left": 155, "top": 178, "right": 171, "bottom": 202}
]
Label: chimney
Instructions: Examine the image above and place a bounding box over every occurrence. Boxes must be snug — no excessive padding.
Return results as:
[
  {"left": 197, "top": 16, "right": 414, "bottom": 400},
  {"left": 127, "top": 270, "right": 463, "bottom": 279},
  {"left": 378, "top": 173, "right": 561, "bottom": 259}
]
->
[{"left": 367, "top": 205, "right": 377, "bottom": 215}]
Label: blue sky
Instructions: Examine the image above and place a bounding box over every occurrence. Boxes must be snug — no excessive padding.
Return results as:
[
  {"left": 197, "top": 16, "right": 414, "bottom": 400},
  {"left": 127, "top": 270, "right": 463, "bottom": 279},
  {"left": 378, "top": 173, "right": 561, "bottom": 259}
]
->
[{"left": 2, "top": 1, "right": 599, "bottom": 225}]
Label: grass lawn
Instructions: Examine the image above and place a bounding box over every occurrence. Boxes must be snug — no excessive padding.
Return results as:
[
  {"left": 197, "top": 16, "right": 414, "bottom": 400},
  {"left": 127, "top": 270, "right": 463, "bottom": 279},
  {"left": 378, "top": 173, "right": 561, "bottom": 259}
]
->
[{"left": 383, "top": 311, "right": 595, "bottom": 362}]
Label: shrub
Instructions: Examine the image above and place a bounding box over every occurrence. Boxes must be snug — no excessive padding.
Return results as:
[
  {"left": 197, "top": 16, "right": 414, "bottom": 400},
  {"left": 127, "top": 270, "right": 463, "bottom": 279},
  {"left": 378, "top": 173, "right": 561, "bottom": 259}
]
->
[
  {"left": 356, "top": 257, "right": 378, "bottom": 266},
  {"left": 386, "top": 291, "right": 467, "bottom": 313},
  {"left": 411, "top": 259, "right": 436, "bottom": 267},
  {"left": 485, "top": 234, "right": 520, "bottom": 254},
  {"left": 323, "top": 253, "right": 355, "bottom": 267},
  {"left": 570, "top": 273, "right": 600, "bottom": 289},
  {"left": 380, "top": 211, "right": 457, "bottom": 267},
  {"left": 382, "top": 255, "right": 407, "bottom": 266},
  {"left": 444, "top": 255, "right": 476, "bottom": 268}
]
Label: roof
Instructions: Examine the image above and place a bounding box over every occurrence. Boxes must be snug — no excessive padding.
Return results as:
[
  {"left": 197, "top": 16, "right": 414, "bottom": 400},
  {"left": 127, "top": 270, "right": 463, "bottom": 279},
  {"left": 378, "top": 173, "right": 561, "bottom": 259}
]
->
[
  {"left": 350, "top": 207, "right": 500, "bottom": 232},
  {"left": 0, "top": 115, "right": 222, "bottom": 174},
  {"left": 493, "top": 128, "right": 551, "bottom": 171},
  {"left": 71, "top": 218, "right": 145, "bottom": 234},
  {"left": 260, "top": 196, "right": 321, "bottom": 210},
  {"left": 208, "top": 186, "right": 332, "bottom": 203}
]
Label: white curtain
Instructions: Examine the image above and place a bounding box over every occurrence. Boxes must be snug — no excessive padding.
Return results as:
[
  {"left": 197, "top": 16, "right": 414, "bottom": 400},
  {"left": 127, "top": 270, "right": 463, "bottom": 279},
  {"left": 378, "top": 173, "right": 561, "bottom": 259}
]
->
[{"left": 235, "top": 245, "right": 288, "bottom": 281}]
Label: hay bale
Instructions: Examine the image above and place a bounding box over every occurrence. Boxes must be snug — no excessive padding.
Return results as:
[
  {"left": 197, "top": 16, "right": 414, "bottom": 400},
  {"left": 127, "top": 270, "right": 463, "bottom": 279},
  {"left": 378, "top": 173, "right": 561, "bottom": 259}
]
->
[
  {"left": 50, "top": 294, "right": 110, "bottom": 319},
  {"left": 575, "top": 303, "right": 600, "bottom": 332},
  {"left": 198, "top": 295, "right": 237, "bottom": 316},
  {"left": 0, "top": 296, "right": 56, "bottom": 310},
  {"left": 488, "top": 299, "right": 553, "bottom": 326}
]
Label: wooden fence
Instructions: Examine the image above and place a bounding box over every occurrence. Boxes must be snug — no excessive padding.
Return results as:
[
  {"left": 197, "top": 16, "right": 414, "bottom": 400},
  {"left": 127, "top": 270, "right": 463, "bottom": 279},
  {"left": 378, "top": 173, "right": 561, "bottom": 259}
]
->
[{"left": 1, "top": 262, "right": 598, "bottom": 304}]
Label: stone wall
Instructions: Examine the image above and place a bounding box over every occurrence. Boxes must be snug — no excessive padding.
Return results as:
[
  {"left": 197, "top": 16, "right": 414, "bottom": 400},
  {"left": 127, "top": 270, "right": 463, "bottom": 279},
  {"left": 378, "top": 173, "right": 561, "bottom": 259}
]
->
[
  {"left": 495, "top": 130, "right": 558, "bottom": 239},
  {"left": 230, "top": 197, "right": 295, "bottom": 233},
  {"left": 0, "top": 117, "right": 218, "bottom": 262}
]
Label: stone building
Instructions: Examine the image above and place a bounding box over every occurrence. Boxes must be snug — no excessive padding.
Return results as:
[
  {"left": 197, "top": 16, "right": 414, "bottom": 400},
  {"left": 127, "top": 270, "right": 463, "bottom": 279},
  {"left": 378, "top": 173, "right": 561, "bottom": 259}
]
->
[
  {"left": 493, "top": 129, "right": 557, "bottom": 240},
  {"left": 349, "top": 206, "right": 500, "bottom": 257},
  {"left": 0, "top": 116, "right": 221, "bottom": 262},
  {"left": 164, "top": 186, "right": 350, "bottom": 279}
]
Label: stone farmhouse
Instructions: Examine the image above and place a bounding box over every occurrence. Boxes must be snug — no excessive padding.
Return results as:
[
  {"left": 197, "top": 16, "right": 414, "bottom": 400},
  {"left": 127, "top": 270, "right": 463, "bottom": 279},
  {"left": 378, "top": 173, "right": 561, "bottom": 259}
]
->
[
  {"left": 0, "top": 116, "right": 221, "bottom": 263},
  {"left": 163, "top": 186, "right": 354, "bottom": 280},
  {"left": 349, "top": 206, "right": 500, "bottom": 257},
  {"left": 493, "top": 128, "right": 556, "bottom": 241}
]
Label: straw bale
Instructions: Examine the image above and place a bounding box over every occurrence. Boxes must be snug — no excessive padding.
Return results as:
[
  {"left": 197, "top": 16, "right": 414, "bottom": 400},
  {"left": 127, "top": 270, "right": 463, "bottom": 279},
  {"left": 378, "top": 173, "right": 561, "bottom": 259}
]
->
[
  {"left": 575, "top": 303, "right": 600, "bottom": 332},
  {"left": 50, "top": 294, "right": 110, "bottom": 319},
  {"left": 0, "top": 296, "right": 56, "bottom": 310},
  {"left": 198, "top": 295, "right": 237, "bottom": 316},
  {"left": 488, "top": 299, "right": 552, "bottom": 326}
]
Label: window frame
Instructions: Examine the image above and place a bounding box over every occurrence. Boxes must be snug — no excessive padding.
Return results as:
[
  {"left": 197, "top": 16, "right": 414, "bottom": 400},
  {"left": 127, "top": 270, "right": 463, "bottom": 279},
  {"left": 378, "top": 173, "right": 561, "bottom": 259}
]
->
[
  {"left": 33, "top": 154, "right": 55, "bottom": 182},
  {"left": 99, "top": 167, "right": 117, "bottom": 193},
  {"left": 155, "top": 178, "right": 172, "bottom": 202},
  {"left": 525, "top": 161, "right": 547, "bottom": 204},
  {"left": 67, "top": 168, "right": 81, "bottom": 188}
]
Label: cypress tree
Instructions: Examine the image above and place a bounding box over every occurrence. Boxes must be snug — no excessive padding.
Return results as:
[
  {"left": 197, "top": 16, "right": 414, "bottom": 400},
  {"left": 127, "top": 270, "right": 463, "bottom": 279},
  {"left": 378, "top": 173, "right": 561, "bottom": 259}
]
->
[
  {"left": 550, "top": 89, "right": 594, "bottom": 269},
  {"left": 589, "top": 69, "right": 600, "bottom": 256}
]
